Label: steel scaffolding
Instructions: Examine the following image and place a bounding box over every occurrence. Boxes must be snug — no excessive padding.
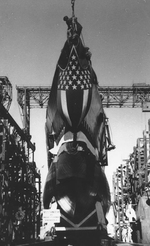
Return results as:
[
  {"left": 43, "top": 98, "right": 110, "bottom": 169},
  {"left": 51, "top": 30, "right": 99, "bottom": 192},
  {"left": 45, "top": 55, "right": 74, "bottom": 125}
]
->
[
  {"left": 0, "top": 104, "right": 41, "bottom": 245},
  {"left": 0, "top": 76, "right": 12, "bottom": 111},
  {"left": 112, "top": 120, "right": 150, "bottom": 242}
]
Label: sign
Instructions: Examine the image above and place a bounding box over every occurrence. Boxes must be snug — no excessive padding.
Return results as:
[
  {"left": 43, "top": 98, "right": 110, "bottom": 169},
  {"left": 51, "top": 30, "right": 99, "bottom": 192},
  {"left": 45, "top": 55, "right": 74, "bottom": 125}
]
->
[
  {"left": 142, "top": 102, "right": 150, "bottom": 112},
  {"left": 43, "top": 209, "right": 61, "bottom": 224}
]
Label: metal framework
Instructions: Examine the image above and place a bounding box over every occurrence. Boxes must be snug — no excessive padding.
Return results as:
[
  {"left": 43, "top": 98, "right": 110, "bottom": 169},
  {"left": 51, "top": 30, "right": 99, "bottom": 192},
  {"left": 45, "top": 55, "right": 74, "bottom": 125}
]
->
[
  {"left": 112, "top": 120, "right": 150, "bottom": 241},
  {"left": 0, "top": 104, "right": 41, "bottom": 245},
  {"left": 16, "top": 84, "right": 150, "bottom": 134},
  {"left": 99, "top": 84, "right": 150, "bottom": 108},
  {"left": 0, "top": 76, "right": 12, "bottom": 111}
]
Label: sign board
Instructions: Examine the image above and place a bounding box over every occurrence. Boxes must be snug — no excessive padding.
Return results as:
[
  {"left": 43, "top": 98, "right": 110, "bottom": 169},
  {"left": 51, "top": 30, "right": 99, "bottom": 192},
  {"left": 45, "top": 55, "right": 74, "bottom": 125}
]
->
[
  {"left": 142, "top": 102, "right": 150, "bottom": 112},
  {"left": 43, "top": 209, "right": 61, "bottom": 224}
]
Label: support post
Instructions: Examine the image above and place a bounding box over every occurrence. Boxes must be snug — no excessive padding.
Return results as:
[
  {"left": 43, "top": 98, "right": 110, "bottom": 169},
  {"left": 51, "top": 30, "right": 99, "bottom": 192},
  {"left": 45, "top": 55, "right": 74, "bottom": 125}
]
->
[
  {"left": 95, "top": 201, "right": 107, "bottom": 231},
  {"left": 117, "top": 169, "right": 122, "bottom": 241},
  {"left": 23, "top": 88, "right": 30, "bottom": 136}
]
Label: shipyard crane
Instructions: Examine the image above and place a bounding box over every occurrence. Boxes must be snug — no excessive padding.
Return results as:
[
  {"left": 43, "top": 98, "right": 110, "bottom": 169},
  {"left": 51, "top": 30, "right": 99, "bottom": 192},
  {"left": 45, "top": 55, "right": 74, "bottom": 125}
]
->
[{"left": 16, "top": 84, "right": 150, "bottom": 135}]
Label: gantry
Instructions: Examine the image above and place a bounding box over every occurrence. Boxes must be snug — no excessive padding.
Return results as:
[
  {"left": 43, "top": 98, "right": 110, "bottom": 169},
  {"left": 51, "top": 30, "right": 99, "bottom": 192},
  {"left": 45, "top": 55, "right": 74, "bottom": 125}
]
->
[{"left": 16, "top": 84, "right": 150, "bottom": 134}]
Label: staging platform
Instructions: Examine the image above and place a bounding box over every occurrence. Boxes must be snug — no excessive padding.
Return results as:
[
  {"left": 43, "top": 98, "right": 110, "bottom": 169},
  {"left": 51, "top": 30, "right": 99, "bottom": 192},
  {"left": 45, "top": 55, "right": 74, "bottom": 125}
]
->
[{"left": 15, "top": 240, "right": 150, "bottom": 246}]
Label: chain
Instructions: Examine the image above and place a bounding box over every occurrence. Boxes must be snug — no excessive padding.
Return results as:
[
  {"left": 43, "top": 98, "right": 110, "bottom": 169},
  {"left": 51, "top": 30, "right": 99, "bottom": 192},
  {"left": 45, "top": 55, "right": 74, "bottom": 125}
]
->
[
  {"left": 71, "top": 0, "right": 75, "bottom": 33},
  {"left": 71, "top": 0, "right": 75, "bottom": 17},
  {"left": 71, "top": 0, "right": 75, "bottom": 11}
]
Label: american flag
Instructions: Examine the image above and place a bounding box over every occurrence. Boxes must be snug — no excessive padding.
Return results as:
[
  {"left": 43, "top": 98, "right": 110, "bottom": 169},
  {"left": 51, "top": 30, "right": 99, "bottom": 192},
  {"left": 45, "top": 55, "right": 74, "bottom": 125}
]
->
[
  {"left": 58, "top": 48, "right": 92, "bottom": 91},
  {"left": 57, "top": 47, "right": 92, "bottom": 130}
]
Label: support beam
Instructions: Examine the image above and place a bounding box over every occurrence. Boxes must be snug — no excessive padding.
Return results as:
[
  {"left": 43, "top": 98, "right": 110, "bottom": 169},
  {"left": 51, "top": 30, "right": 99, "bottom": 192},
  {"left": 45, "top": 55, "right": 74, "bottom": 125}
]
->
[{"left": 16, "top": 84, "right": 150, "bottom": 138}]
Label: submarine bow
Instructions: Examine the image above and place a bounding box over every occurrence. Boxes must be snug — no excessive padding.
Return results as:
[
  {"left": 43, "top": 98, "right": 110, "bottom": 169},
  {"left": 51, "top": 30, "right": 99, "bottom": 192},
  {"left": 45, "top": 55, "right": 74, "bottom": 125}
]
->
[{"left": 43, "top": 13, "right": 113, "bottom": 224}]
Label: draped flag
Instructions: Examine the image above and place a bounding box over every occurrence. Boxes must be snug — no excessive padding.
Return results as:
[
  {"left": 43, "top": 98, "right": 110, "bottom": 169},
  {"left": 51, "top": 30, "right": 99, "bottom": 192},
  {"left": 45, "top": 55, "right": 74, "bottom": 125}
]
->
[
  {"left": 82, "top": 85, "right": 108, "bottom": 165},
  {"left": 45, "top": 17, "right": 105, "bottom": 156},
  {"left": 57, "top": 46, "right": 92, "bottom": 131}
]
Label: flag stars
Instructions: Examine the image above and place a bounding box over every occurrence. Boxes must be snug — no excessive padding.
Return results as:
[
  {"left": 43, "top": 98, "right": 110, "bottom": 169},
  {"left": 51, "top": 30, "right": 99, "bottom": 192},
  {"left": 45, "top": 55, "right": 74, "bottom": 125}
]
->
[
  {"left": 72, "top": 85, "right": 77, "bottom": 90},
  {"left": 57, "top": 49, "right": 92, "bottom": 90},
  {"left": 72, "top": 75, "right": 77, "bottom": 80}
]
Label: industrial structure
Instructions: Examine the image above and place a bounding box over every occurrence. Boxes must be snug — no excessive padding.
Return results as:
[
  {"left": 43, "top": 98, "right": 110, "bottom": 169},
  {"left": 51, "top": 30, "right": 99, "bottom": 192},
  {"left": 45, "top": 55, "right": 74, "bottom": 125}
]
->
[
  {"left": 16, "top": 84, "right": 150, "bottom": 135},
  {"left": 0, "top": 79, "right": 150, "bottom": 245},
  {"left": 16, "top": 84, "right": 150, "bottom": 245},
  {"left": 0, "top": 77, "right": 41, "bottom": 245},
  {"left": 1, "top": 0, "right": 150, "bottom": 243},
  {"left": 113, "top": 119, "right": 150, "bottom": 243}
]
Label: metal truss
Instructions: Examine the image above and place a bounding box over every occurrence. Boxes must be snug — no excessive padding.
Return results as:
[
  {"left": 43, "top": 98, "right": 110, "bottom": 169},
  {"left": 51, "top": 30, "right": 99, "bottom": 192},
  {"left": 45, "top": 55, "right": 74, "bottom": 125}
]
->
[
  {"left": 112, "top": 119, "right": 150, "bottom": 241},
  {"left": 16, "top": 86, "right": 50, "bottom": 109},
  {"left": 0, "top": 103, "right": 41, "bottom": 245},
  {"left": 16, "top": 84, "right": 150, "bottom": 134},
  {"left": 0, "top": 76, "right": 12, "bottom": 111},
  {"left": 99, "top": 85, "right": 150, "bottom": 108},
  {"left": 16, "top": 86, "right": 50, "bottom": 134},
  {"left": 16, "top": 84, "right": 150, "bottom": 108}
]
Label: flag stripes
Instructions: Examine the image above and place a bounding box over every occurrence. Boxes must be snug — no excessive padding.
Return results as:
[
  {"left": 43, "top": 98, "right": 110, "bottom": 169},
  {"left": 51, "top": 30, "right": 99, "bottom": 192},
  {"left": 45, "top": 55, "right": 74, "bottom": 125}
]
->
[{"left": 57, "top": 46, "right": 92, "bottom": 130}]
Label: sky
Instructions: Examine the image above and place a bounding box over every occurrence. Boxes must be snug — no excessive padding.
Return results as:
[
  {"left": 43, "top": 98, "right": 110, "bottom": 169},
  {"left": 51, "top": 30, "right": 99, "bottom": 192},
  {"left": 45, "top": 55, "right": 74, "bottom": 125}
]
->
[{"left": 1, "top": 0, "right": 150, "bottom": 191}]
